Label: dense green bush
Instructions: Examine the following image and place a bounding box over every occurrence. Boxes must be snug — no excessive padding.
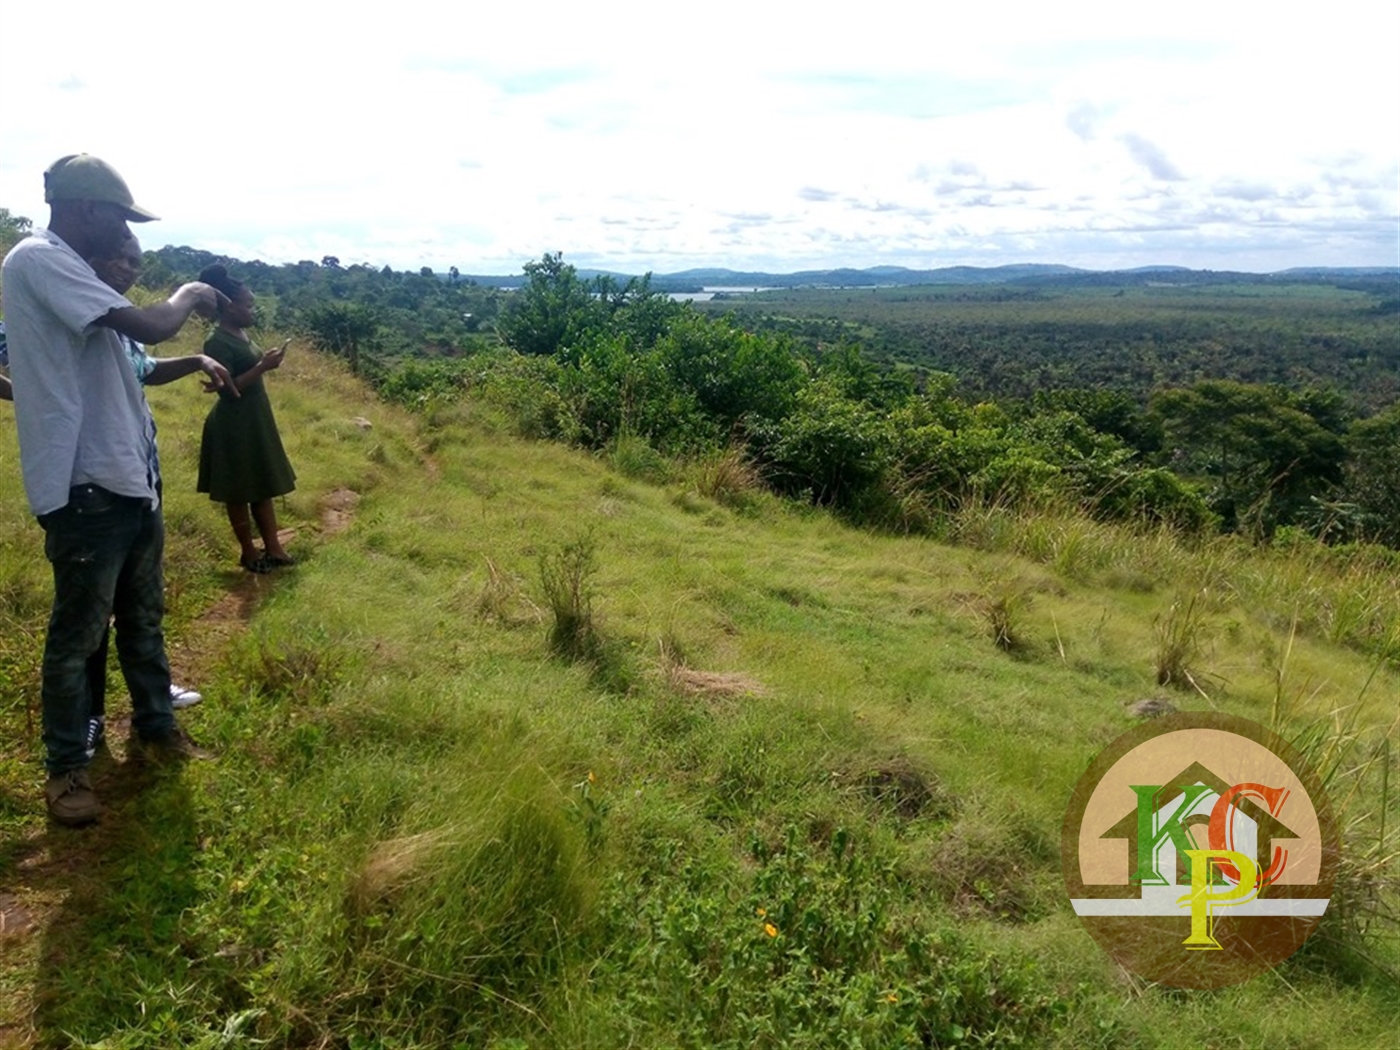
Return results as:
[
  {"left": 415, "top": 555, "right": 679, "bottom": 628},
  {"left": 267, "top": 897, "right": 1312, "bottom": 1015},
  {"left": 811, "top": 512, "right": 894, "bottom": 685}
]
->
[{"left": 757, "top": 378, "right": 895, "bottom": 507}]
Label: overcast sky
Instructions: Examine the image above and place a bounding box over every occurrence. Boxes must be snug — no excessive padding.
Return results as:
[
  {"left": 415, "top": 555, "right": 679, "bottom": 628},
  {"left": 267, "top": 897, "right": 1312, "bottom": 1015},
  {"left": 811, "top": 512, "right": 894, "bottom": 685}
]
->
[{"left": 3, "top": 0, "right": 1397, "bottom": 275}]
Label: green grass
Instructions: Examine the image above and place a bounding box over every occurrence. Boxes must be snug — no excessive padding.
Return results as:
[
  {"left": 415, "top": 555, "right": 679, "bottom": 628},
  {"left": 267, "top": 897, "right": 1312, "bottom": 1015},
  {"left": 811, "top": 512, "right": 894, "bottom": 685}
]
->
[{"left": 2, "top": 338, "right": 1397, "bottom": 1046}]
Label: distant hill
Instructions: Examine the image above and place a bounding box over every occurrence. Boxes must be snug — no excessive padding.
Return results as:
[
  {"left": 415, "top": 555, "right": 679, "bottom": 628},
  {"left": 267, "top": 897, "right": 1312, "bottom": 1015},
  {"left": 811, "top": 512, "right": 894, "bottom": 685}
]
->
[{"left": 458, "top": 263, "right": 1398, "bottom": 292}]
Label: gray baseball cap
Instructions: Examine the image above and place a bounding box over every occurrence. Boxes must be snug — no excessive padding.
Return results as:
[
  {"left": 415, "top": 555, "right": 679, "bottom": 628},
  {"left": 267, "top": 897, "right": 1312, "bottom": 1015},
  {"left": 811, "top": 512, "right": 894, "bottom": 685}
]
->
[{"left": 43, "top": 154, "right": 159, "bottom": 222}]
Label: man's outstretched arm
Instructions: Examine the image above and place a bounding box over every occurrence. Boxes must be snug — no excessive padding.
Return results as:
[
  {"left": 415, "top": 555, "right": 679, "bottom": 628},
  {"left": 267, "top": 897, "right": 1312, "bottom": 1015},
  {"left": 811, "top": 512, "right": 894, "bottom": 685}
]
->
[{"left": 97, "top": 282, "right": 223, "bottom": 345}]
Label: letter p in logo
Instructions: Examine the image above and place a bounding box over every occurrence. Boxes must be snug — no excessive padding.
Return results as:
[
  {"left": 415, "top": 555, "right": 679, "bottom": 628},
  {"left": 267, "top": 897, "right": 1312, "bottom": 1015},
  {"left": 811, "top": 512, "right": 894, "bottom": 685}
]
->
[{"left": 1180, "top": 849, "right": 1259, "bottom": 950}]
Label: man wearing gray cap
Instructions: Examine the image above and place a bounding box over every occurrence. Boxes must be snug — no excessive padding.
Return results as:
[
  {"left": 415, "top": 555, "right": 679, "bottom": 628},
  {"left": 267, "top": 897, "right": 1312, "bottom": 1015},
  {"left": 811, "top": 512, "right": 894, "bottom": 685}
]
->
[{"left": 2, "top": 154, "right": 232, "bottom": 826}]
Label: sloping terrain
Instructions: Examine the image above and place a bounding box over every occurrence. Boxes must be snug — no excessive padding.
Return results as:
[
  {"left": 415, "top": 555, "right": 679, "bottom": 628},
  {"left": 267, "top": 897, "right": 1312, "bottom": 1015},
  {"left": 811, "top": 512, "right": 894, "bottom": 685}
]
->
[{"left": 1, "top": 337, "right": 1396, "bottom": 1047}]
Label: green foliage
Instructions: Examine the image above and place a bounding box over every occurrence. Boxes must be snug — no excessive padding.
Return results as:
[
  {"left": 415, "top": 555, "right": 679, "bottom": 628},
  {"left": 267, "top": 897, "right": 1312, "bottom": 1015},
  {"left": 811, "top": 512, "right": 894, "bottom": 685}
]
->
[
  {"left": 1028, "top": 387, "right": 1162, "bottom": 454},
  {"left": 374, "top": 356, "right": 473, "bottom": 406},
  {"left": 1150, "top": 380, "right": 1347, "bottom": 535},
  {"left": 115, "top": 243, "right": 1398, "bottom": 550},
  {"left": 0, "top": 206, "right": 32, "bottom": 255},
  {"left": 139, "top": 244, "right": 501, "bottom": 367},
  {"left": 1342, "top": 403, "right": 1400, "bottom": 546},
  {"left": 586, "top": 829, "right": 1072, "bottom": 1047},
  {"left": 654, "top": 311, "right": 805, "bottom": 429},
  {"left": 1091, "top": 466, "right": 1217, "bottom": 533},
  {"left": 555, "top": 334, "right": 713, "bottom": 451},
  {"left": 496, "top": 252, "right": 600, "bottom": 358},
  {"left": 302, "top": 300, "right": 378, "bottom": 375},
  {"left": 758, "top": 377, "right": 894, "bottom": 507},
  {"left": 3, "top": 334, "right": 1398, "bottom": 1047},
  {"left": 608, "top": 432, "right": 671, "bottom": 483}
]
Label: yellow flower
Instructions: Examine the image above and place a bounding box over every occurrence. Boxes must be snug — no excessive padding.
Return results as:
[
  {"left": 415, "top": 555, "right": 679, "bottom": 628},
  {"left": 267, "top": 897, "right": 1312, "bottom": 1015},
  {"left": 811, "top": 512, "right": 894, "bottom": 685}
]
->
[
  {"left": 755, "top": 907, "right": 767, "bottom": 917},
  {"left": 885, "top": 994, "right": 898, "bottom": 1004},
  {"left": 587, "top": 770, "right": 596, "bottom": 783},
  {"left": 764, "top": 923, "right": 779, "bottom": 938}
]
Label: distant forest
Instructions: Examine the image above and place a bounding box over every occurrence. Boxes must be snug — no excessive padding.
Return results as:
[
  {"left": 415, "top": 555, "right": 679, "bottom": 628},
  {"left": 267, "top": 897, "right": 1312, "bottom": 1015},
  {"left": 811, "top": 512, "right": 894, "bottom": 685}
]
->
[{"left": 697, "top": 279, "right": 1400, "bottom": 413}]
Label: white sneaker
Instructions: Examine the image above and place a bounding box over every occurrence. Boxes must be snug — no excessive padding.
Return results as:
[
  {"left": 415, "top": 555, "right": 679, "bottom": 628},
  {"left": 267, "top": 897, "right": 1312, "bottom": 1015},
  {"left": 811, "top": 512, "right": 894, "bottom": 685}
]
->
[{"left": 170, "top": 684, "right": 203, "bottom": 709}]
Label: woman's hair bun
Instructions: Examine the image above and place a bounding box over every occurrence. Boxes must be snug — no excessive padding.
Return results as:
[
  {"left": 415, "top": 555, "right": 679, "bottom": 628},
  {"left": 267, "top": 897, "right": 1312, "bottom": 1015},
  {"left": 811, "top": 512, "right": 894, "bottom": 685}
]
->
[{"left": 198, "top": 263, "right": 241, "bottom": 298}]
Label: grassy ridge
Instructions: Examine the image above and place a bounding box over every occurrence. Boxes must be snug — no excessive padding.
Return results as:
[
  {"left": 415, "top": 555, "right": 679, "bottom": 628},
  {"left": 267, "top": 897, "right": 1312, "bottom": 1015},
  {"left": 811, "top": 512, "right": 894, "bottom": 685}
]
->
[{"left": 1, "top": 337, "right": 1397, "bottom": 1046}]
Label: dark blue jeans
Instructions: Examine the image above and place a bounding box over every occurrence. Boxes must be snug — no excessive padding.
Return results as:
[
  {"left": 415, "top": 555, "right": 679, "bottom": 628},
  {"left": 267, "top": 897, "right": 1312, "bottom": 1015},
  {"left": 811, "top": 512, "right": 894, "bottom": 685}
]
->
[{"left": 38, "top": 484, "right": 174, "bottom": 775}]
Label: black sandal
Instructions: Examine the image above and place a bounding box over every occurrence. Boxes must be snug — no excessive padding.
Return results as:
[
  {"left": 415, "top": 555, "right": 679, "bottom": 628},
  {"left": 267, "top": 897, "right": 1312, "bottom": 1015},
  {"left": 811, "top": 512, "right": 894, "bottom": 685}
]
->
[{"left": 240, "top": 555, "right": 272, "bottom": 574}]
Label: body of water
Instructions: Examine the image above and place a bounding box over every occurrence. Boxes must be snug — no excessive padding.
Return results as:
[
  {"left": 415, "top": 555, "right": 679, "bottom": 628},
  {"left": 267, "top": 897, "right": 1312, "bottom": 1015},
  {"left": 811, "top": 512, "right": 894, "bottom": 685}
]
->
[{"left": 666, "top": 286, "right": 775, "bottom": 302}]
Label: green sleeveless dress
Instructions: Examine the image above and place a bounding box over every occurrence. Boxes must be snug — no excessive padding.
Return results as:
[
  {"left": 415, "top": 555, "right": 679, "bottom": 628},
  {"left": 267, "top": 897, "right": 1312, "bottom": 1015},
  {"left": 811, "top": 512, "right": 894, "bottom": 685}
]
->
[{"left": 196, "top": 328, "right": 296, "bottom": 503}]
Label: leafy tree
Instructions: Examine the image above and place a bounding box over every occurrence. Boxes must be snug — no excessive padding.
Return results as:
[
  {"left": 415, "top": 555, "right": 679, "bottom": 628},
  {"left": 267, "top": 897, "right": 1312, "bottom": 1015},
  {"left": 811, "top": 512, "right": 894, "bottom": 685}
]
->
[
  {"left": 1150, "top": 381, "right": 1345, "bottom": 534},
  {"left": 303, "top": 301, "right": 378, "bottom": 375},
  {"left": 546, "top": 334, "right": 712, "bottom": 451},
  {"left": 1027, "top": 388, "right": 1160, "bottom": 454},
  {"left": 653, "top": 313, "right": 804, "bottom": 432},
  {"left": 138, "top": 251, "right": 176, "bottom": 290},
  {"left": 813, "top": 342, "right": 912, "bottom": 407},
  {"left": 496, "top": 253, "right": 600, "bottom": 359},
  {"left": 1341, "top": 403, "right": 1400, "bottom": 546},
  {"left": 595, "top": 273, "right": 680, "bottom": 350},
  {"left": 1, "top": 207, "right": 32, "bottom": 255}
]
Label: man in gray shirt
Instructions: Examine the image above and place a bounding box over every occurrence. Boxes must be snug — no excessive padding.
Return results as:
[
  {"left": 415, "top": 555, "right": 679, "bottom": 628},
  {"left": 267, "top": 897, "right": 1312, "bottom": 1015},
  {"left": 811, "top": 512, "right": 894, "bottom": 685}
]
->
[{"left": 2, "top": 154, "right": 233, "bottom": 826}]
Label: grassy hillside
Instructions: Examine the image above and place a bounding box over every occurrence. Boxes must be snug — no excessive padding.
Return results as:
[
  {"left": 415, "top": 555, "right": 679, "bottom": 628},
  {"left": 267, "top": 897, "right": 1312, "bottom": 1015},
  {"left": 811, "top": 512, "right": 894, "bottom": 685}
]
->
[{"left": 1, "top": 335, "right": 1397, "bottom": 1047}]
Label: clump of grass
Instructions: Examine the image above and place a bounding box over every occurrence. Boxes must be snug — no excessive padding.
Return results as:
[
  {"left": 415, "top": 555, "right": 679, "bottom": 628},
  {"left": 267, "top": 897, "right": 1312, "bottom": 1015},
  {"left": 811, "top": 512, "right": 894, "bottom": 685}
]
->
[
  {"left": 947, "top": 494, "right": 1019, "bottom": 551},
  {"left": 333, "top": 779, "right": 591, "bottom": 1043},
  {"left": 235, "top": 628, "right": 346, "bottom": 705},
  {"left": 474, "top": 556, "right": 538, "bottom": 626},
  {"left": 537, "top": 537, "right": 637, "bottom": 691},
  {"left": 853, "top": 757, "right": 954, "bottom": 821},
  {"left": 1276, "top": 649, "right": 1400, "bottom": 982},
  {"left": 985, "top": 591, "right": 1025, "bottom": 652},
  {"left": 692, "top": 446, "right": 765, "bottom": 509},
  {"left": 659, "top": 632, "right": 766, "bottom": 704},
  {"left": 1243, "top": 542, "right": 1400, "bottom": 661},
  {"left": 540, "top": 534, "right": 602, "bottom": 662},
  {"left": 910, "top": 811, "right": 1055, "bottom": 923},
  {"left": 1154, "top": 589, "right": 1210, "bottom": 696},
  {"left": 608, "top": 432, "right": 670, "bottom": 483},
  {"left": 1013, "top": 511, "right": 1107, "bottom": 580}
]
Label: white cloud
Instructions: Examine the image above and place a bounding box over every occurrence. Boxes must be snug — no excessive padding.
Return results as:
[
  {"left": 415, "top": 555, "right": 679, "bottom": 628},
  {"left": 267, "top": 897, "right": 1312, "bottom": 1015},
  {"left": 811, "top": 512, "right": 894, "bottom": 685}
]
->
[{"left": 1, "top": 0, "right": 1396, "bottom": 273}]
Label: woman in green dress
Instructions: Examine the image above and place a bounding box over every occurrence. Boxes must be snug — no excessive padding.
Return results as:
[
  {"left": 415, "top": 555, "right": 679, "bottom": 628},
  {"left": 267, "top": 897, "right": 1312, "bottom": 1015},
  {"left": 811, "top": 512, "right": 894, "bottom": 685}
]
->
[{"left": 197, "top": 265, "right": 296, "bottom": 573}]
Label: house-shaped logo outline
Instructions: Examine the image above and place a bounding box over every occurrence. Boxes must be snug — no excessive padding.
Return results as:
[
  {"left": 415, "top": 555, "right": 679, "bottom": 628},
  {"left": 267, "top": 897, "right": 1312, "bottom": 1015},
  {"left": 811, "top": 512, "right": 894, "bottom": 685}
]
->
[{"left": 1099, "top": 760, "right": 1299, "bottom": 890}]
